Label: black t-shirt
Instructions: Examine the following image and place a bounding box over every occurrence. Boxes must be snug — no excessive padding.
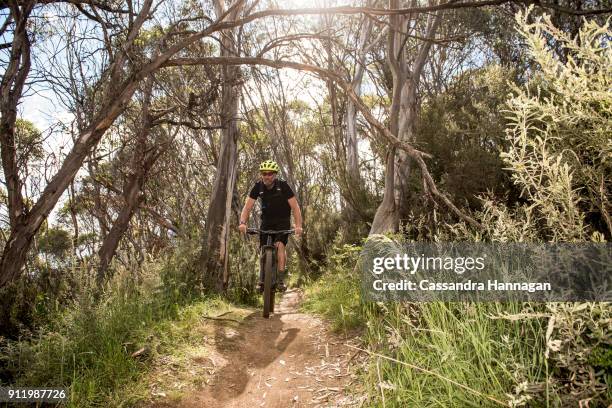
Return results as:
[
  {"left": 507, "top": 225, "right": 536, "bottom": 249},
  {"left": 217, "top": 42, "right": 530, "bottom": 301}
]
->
[{"left": 249, "top": 179, "right": 295, "bottom": 222}]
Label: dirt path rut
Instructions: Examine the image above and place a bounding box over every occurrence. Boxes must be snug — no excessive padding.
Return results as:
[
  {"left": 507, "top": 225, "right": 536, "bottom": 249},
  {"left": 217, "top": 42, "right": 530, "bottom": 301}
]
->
[{"left": 151, "top": 289, "right": 363, "bottom": 408}]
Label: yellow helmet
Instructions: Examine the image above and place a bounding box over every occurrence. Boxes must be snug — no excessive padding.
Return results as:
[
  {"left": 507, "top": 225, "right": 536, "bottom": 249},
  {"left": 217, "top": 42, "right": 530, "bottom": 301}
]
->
[{"left": 259, "top": 160, "right": 279, "bottom": 172}]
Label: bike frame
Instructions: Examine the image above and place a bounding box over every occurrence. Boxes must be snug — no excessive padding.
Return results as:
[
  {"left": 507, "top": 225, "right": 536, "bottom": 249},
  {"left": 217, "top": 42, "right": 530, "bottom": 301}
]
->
[{"left": 247, "top": 228, "right": 294, "bottom": 318}]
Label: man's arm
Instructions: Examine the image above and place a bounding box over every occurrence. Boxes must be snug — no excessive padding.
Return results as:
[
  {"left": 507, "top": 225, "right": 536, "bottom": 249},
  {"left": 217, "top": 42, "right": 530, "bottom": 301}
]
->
[
  {"left": 239, "top": 197, "right": 256, "bottom": 233},
  {"left": 288, "top": 197, "right": 303, "bottom": 235}
]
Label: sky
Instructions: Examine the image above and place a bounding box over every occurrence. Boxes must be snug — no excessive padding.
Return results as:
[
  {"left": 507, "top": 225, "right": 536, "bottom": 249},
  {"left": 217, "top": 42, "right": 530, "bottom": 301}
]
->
[
  {"left": 18, "top": 0, "right": 335, "bottom": 132},
  {"left": 21, "top": 89, "right": 73, "bottom": 132}
]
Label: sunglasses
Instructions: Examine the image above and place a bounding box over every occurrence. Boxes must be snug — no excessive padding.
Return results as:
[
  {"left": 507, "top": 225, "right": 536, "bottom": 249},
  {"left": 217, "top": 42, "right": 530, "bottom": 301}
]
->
[{"left": 261, "top": 172, "right": 276, "bottom": 177}]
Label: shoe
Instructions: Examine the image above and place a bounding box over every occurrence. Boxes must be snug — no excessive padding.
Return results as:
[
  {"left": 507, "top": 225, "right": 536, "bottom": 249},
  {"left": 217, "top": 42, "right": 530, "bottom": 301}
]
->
[{"left": 256, "top": 281, "right": 264, "bottom": 294}]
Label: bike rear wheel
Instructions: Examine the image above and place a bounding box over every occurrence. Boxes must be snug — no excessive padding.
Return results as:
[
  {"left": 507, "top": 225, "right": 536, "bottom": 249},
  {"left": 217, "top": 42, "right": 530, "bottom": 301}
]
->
[{"left": 262, "top": 248, "right": 274, "bottom": 318}]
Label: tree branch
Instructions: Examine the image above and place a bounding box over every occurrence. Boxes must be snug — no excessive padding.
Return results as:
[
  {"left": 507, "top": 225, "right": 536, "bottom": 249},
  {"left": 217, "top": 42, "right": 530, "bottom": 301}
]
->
[
  {"left": 162, "top": 56, "right": 483, "bottom": 229},
  {"left": 90, "top": 174, "right": 180, "bottom": 234},
  {"left": 240, "top": 1, "right": 612, "bottom": 18},
  {"left": 152, "top": 118, "right": 224, "bottom": 130}
]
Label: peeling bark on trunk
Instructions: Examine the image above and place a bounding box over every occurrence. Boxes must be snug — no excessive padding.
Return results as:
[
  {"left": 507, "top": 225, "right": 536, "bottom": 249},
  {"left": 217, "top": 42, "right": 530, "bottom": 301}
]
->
[
  {"left": 371, "top": 0, "right": 441, "bottom": 233},
  {"left": 370, "top": 0, "right": 405, "bottom": 235},
  {"left": 200, "top": 0, "right": 243, "bottom": 292},
  {"left": 200, "top": 121, "right": 239, "bottom": 291}
]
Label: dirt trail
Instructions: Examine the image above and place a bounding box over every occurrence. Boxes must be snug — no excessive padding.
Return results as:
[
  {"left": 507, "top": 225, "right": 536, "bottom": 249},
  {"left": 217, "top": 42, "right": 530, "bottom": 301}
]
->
[{"left": 150, "top": 289, "right": 364, "bottom": 408}]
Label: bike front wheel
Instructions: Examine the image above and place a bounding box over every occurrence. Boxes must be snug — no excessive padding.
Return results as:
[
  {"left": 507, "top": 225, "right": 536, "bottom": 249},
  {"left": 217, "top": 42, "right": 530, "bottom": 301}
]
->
[{"left": 262, "top": 248, "right": 274, "bottom": 318}]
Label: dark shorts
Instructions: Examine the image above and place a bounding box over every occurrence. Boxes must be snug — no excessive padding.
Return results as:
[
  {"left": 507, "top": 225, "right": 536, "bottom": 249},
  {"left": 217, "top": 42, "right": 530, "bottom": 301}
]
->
[{"left": 260, "top": 218, "right": 290, "bottom": 247}]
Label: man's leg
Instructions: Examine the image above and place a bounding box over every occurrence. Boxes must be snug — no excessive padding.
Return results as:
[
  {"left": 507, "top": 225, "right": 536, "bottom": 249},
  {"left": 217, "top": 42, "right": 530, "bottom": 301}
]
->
[
  {"left": 275, "top": 241, "right": 287, "bottom": 291},
  {"left": 276, "top": 242, "right": 286, "bottom": 271}
]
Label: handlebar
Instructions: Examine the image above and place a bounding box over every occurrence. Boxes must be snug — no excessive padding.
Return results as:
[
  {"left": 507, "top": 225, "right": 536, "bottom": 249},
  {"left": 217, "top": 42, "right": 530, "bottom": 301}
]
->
[{"left": 246, "top": 228, "right": 295, "bottom": 235}]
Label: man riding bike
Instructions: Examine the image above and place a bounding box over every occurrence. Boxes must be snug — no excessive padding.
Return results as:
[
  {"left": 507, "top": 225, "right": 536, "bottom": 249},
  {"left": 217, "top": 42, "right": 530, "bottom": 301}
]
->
[{"left": 238, "top": 160, "right": 303, "bottom": 292}]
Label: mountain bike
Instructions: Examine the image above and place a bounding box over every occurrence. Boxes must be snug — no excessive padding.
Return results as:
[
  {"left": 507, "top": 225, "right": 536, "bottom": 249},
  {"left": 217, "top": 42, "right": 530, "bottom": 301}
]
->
[{"left": 246, "top": 228, "right": 295, "bottom": 318}]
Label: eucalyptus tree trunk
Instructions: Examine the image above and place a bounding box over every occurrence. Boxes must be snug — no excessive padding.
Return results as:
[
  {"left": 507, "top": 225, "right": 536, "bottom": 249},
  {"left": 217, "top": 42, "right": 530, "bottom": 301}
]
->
[
  {"left": 370, "top": 149, "right": 398, "bottom": 233},
  {"left": 325, "top": 17, "right": 343, "bottom": 171},
  {"left": 344, "top": 17, "right": 372, "bottom": 224},
  {"left": 394, "top": 9, "right": 441, "bottom": 223},
  {"left": 199, "top": 0, "right": 243, "bottom": 292},
  {"left": 0, "top": 1, "right": 33, "bottom": 230},
  {"left": 346, "top": 16, "right": 374, "bottom": 185},
  {"left": 370, "top": 0, "right": 405, "bottom": 235},
  {"left": 370, "top": 0, "right": 441, "bottom": 234},
  {"left": 87, "top": 158, "right": 111, "bottom": 237}
]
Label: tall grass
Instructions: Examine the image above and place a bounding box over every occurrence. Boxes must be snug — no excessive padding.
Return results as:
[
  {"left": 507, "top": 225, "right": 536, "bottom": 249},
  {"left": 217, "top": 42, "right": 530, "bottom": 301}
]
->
[
  {"left": 361, "top": 302, "right": 551, "bottom": 407},
  {"left": 302, "top": 244, "right": 367, "bottom": 333},
  {"left": 302, "top": 244, "right": 567, "bottom": 407},
  {"left": 0, "top": 246, "right": 233, "bottom": 407}
]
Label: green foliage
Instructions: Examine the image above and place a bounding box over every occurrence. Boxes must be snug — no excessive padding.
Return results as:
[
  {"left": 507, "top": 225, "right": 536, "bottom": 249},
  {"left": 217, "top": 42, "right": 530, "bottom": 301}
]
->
[
  {"left": 541, "top": 302, "right": 611, "bottom": 405},
  {"left": 306, "top": 15, "right": 611, "bottom": 405},
  {"left": 415, "top": 65, "right": 517, "bottom": 211},
  {"left": 38, "top": 227, "right": 72, "bottom": 259},
  {"left": 133, "top": 25, "right": 165, "bottom": 47},
  {"left": 304, "top": 212, "right": 346, "bottom": 273},
  {"left": 305, "top": 240, "right": 553, "bottom": 407},
  {"left": 15, "top": 119, "right": 44, "bottom": 164},
  {"left": 482, "top": 9, "right": 611, "bottom": 242},
  {"left": 302, "top": 243, "right": 367, "bottom": 333},
  {"left": 361, "top": 301, "right": 550, "bottom": 407},
  {"left": 0, "top": 250, "right": 230, "bottom": 407},
  {"left": 225, "top": 232, "right": 260, "bottom": 305},
  {"left": 0, "top": 229, "right": 77, "bottom": 337},
  {"left": 446, "top": 10, "right": 612, "bottom": 406}
]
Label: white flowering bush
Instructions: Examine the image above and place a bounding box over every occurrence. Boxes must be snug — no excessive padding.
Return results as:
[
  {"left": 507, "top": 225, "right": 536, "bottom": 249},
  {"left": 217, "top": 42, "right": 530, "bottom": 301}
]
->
[
  {"left": 491, "top": 9, "right": 610, "bottom": 243},
  {"left": 455, "top": 9, "right": 611, "bottom": 406}
]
